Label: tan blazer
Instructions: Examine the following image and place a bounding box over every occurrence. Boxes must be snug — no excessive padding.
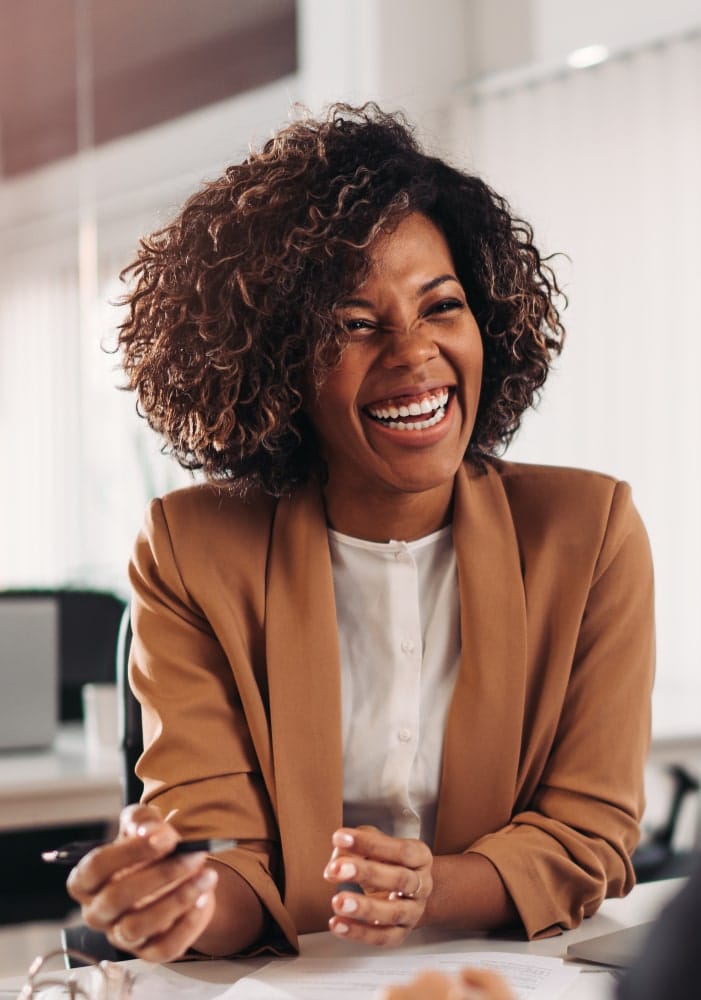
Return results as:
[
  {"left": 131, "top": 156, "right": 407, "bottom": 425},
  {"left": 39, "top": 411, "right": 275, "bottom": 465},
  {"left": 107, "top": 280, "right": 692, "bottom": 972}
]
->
[{"left": 129, "top": 459, "right": 654, "bottom": 949}]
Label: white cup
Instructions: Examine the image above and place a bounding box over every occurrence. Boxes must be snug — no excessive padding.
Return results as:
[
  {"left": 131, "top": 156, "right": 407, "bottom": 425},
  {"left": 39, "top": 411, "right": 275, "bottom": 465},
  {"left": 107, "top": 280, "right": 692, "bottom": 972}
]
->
[{"left": 82, "top": 682, "right": 119, "bottom": 756}]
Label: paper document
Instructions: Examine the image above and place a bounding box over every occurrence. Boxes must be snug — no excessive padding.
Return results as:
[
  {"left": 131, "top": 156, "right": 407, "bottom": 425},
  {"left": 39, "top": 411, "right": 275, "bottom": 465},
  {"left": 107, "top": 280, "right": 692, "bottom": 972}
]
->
[
  {"left": 28, "top": 952, "right": 579, "bottom": 1000},
  {"left": 218, "top": 951, "right": 580, "bottom": 1000}
]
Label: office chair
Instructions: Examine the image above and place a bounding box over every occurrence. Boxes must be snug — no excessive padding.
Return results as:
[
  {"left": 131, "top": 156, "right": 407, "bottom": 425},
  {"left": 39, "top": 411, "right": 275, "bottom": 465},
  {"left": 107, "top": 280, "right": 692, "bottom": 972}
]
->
[
  {"left": 116, "top": 604, "right": 144, "bottom": 805},
  {"left": 633, "top": 764, "right": 700, "bottom": 882},
  {"left": 62, "top": 603, "right": 144, "bottom": 965}
]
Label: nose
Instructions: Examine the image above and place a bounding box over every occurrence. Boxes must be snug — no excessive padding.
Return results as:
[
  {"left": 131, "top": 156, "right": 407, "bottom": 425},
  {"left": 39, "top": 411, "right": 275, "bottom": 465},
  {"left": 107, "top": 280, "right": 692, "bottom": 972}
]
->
[{"left": 379, "top": 324, "right": 439, "bottom": 370}]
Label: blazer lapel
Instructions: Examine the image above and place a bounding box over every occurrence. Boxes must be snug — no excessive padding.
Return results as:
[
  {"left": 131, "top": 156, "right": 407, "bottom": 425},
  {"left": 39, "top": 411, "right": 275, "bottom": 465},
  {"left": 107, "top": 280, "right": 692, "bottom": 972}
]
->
[
  {"left": 265, "top": 478, "right": 343, "bottom": 931},
  {"left": 434, "top": 461, "right": 528, "bottom": 853}
]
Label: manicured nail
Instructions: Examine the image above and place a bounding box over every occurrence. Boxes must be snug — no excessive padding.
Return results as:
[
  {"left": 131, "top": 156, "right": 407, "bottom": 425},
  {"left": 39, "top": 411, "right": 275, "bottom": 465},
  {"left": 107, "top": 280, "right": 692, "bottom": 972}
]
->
[
  {"left": 337, "top": 862, "right": 357, "bottom": 879},
  {"left": 332, "top": 831, "right": 354, "bottom": 848},
  {"left": 178, "top": 851, "right": 207, "bottom": 870},
  {"left": 148, "top": 827, "right": 176, "bottom": 851},
  {"left": 332, "top": 921, "right": 350, "bottom": 935},
  {"left": 194, "top": 869, "right": 217, "bottom": 890},
  {"left": 338, "top": 896, "right": 358, "bottom": 915},
  {"left": 195, "top": 893, "right": 210, "bottom": 910}
]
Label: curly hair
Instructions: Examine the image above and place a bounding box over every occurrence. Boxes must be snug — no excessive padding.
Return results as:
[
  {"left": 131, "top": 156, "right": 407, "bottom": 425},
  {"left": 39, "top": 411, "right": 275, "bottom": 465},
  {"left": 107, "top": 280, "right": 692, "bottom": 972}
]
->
[{"left": 117, "top": 102, "right": 565, "bottom": 496}]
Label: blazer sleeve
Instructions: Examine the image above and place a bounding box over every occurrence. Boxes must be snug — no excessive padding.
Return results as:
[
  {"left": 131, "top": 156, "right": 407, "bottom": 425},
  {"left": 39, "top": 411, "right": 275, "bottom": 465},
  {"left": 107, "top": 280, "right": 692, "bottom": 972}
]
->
[
  {"left": 468, "top": 481, "right": 655, "bottom": 938},
  {"left": 128, "top": 496, "right": 298, "bottom": 954}
]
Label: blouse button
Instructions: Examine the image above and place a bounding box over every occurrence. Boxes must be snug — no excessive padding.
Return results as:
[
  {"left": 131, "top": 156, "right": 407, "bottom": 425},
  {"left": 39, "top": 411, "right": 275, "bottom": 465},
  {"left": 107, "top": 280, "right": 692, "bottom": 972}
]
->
[
  {"left": 398, "top": 727, "right": 412, "bottom": 742},
  {"left": 401, "top": 638, "right": 415, "bottom": 654}
]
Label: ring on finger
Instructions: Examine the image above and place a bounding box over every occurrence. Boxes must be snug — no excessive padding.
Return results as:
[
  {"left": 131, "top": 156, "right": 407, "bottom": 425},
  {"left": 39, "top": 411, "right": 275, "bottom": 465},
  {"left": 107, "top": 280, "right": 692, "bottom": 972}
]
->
[{"left": 392, "top": 875, "right": 423, "bottom": 900}]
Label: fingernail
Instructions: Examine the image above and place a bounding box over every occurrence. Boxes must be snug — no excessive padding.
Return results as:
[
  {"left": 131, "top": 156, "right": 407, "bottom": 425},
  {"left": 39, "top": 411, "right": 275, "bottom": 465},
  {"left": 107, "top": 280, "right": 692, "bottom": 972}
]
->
[
  {"left": 148, "top": 827, "right": 176, "bottom": 851},
  {"left": 195, "top": 892, "right": 210, "bottom": 910},
  {"left": 180, "top": 851, "right": 207, "bottom": 869},
  {"left": 332, "top": 831, "right": 354, "bottom": 848},
  {"left": 332, "top": 921, "right": 349, "bottom": 935},
  {"left": 194, "top": 869, "right": 217, "bottom": 890},
  {"left": 337, "top": 862, "right": 357, "bottom": 879},
  {"left": 338, "top": 896, "right": 358, "bottom": 915}
]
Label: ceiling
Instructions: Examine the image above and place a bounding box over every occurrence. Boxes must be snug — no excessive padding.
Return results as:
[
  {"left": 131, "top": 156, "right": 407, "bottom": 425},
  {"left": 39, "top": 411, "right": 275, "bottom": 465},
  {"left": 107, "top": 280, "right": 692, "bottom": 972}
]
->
[{"left": 0, "top": 0, "right": 297, "bottom": 178}]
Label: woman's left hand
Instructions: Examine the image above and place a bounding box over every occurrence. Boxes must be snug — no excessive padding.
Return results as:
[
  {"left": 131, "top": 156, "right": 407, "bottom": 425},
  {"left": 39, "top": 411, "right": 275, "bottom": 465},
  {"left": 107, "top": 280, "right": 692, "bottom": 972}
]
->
[
  {"left": 379, "top": 968, "right": 517, "bottom": 999},
  {"left": 323, "top": 826, "right": 433, "bottom": 945}
]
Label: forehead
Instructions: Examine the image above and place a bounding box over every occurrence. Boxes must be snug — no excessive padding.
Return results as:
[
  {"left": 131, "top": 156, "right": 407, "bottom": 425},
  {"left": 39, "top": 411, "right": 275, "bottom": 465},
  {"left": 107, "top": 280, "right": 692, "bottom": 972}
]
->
[{"left": 365, "top": 212, "right": 455, "bottom": 278}]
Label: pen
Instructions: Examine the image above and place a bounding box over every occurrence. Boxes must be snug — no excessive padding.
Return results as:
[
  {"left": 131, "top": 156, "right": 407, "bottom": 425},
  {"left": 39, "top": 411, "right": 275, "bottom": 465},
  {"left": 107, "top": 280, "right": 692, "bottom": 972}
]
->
[{"left": 41, "top": 836, "right": 238, "bottom": 866}]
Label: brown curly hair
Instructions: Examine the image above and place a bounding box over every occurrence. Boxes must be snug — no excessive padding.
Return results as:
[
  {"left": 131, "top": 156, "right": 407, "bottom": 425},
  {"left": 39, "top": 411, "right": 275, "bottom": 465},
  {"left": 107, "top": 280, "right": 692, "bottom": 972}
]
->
[{"left": 117, "top": 102, "right": 565, "bottom": 496}]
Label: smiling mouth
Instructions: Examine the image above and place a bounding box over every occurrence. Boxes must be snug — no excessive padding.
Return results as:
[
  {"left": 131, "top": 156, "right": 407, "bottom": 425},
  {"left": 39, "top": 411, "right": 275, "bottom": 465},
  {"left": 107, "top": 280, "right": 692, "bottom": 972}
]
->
[{"left": 364, "top": 388, "right": 452, "bottom": 431}]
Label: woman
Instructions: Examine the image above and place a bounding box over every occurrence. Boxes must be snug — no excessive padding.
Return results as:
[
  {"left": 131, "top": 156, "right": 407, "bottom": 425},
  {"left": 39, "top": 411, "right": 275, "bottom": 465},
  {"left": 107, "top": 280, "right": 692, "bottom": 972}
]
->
[{"left": 67, "top": 103, "right": 654, "bottom": 963}]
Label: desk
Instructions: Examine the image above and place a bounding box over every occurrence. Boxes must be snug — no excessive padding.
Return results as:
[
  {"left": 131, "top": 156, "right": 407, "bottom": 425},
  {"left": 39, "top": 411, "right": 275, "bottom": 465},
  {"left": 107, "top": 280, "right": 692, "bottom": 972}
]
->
[
  {"left": 0, "top": 879, "right": 684, "bottom": 999},
  {"left": 0, "top": 723, "right": 122, "bottom": 832}
]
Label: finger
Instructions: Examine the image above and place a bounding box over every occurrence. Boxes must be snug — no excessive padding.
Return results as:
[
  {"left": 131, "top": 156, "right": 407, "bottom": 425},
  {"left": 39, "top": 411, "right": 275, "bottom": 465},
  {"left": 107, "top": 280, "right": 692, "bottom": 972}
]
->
[
  {"left": 333, "top": 828, "right": 430, "bottom": 868},
  {"left": 331, "top": 888, "right": 421, "bottom": 930},
  {"left": 460, "top": 969, "right": 517, "bottom": 1000},
  {"left": 109, "top": 866, "right": 218, "bottom": 953},
  {"left": 118, "top": 803, "right": 164, "bottom": 838},
  {"left": 378, "top": 970, "right": 457, "bottom": 999},
  {"left": 324, "top": 855, "right": 429, "bottom": 899},
  {"left": 327, "top": 913, "right": 413, "bottom": 948},
  {"left": 119, "top": 879, "right": 218, "bottom": 964},
  {"left": 67, "top": 823, "right": 180, "bottom": 901},
  {"left": 82, "top": 851, "right": 208, "bottom": 929}
]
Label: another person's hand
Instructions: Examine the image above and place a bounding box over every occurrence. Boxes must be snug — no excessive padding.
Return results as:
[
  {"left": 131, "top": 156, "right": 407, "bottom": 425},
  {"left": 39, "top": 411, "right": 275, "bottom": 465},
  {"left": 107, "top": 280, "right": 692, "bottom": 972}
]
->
[
  {"left": 379, "top": 967, "right": 516, "bottom": 999},
  {"left": 323, "top": 826, "right": 433, "bottom": 945},
  {"left": 66, "top": 804, "right": 218, "bottom": 962}
]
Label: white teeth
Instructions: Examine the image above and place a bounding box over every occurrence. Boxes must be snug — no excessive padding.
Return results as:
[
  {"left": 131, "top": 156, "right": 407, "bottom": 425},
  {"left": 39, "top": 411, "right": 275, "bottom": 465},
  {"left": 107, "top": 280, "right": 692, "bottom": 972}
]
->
[
  {"left": 385, "top": 406, "right": 446, "bottom": 431},
  {"left": 367, "top": 389, "right": 450, "bottom": 422}
]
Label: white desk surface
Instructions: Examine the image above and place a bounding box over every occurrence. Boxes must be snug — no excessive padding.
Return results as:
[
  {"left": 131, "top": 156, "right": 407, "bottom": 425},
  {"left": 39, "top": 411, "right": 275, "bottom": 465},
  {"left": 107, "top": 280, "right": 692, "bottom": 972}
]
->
[
  {"left": 0, "top": 723, "right": 122, "bottom": 832},
  {"left": 0, "top": 878, "right": 684, "bottom": 1000}
]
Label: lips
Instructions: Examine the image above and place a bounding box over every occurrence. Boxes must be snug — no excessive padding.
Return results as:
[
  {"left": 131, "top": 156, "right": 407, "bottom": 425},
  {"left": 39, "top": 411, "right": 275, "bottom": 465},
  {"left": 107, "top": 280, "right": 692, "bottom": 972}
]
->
[{"left": 363, "top": 388, "right": 452, "bottom": 431}]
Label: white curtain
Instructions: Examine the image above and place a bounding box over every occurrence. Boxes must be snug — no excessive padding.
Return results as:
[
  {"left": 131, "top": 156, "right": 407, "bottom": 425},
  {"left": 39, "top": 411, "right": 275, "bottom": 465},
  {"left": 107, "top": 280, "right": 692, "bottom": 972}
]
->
[
  {"left": 451, "top": 33, "right": 701, "bottom": 732},
  {"left": 0, "top": 80, "right": 293, "bottom": 596},
  {"left": 0, "top": 237, "right": 192, "bottom": 597}
]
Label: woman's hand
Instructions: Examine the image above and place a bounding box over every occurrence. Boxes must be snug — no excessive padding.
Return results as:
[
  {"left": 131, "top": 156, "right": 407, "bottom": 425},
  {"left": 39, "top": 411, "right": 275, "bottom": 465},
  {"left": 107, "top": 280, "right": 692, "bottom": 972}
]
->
[
  {"left": 379, "top": 968, "right": 516, "bottom": 999},
  {"left": 66, "top": 804, "right": 218, "bottom": 963},
  {"left": 323, "top": 826, "right": 433, "bottom": 945}
]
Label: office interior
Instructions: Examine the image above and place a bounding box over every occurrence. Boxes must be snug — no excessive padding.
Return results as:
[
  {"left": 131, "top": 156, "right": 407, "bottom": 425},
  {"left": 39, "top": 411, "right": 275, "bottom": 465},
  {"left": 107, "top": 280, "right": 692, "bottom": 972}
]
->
[{"left": 1, "top": 0, "right": 700, "bottom": 982}]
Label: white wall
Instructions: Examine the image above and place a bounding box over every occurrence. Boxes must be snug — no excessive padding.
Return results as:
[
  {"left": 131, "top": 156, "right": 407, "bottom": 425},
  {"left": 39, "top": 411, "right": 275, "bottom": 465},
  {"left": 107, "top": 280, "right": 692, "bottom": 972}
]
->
[
  {"left": 0, "top": 78, "right": 300, "bottom": 595},
  {"left": 533, "top": 0, "right": 701, "bottom": 62},
  {"left": 452, "top": 28, "right": 701, "bottom": 740}
]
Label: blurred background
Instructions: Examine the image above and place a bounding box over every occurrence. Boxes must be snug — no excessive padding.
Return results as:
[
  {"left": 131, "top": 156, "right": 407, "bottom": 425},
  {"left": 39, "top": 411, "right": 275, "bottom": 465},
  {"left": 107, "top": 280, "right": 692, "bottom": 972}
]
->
[
  {"left": 0, "top": 0, "right": 700, "bottom": 972},
  {"left": 2, "top": 0, "right": 700, "bottom": 735}
]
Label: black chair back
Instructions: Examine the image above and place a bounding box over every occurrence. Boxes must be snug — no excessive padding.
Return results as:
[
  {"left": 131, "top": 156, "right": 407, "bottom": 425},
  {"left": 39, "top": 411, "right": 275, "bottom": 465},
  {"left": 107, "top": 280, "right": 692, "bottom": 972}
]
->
[
  {"left": 116, "top": 603, "right": 144, "bottom": 805},
  {"left": 0, "top": 589, "right": 126, "bottom": 720}
]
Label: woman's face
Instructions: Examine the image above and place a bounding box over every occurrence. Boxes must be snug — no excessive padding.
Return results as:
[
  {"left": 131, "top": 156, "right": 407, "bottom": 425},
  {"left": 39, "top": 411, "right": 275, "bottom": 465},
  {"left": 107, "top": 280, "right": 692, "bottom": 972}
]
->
[{"left": 305, "top": 211, "right": 483, "bottom": 534}]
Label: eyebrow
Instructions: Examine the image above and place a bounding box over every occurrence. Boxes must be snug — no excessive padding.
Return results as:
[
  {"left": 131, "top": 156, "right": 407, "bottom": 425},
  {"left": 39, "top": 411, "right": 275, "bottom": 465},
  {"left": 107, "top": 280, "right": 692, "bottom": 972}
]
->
[{"left": 338, "top": 274, "right": 461, "bottom": 309}]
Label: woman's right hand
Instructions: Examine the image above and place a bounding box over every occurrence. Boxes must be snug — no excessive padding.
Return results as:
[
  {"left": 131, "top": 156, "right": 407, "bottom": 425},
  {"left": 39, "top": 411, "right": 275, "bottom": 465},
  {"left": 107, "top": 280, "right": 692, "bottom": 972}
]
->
[{"left": 66, "top": 804, "right": 219, "bottom": 962}]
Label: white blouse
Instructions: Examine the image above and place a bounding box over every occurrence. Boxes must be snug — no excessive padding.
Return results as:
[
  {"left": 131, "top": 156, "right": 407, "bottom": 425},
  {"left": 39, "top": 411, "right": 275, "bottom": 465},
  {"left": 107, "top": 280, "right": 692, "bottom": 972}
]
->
[{"left": 328, "top": 525, "right": 461, "bottom": 847}]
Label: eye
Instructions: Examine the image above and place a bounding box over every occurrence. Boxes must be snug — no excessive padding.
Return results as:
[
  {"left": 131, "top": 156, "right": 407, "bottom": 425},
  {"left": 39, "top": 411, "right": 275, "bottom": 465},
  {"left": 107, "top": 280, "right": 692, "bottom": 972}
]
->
[
  {"left": 425, "top": 298, "right": 464, "bottom": 317},
  {"left": 341, "top": 316, "right": 376, "bottom": 336}
]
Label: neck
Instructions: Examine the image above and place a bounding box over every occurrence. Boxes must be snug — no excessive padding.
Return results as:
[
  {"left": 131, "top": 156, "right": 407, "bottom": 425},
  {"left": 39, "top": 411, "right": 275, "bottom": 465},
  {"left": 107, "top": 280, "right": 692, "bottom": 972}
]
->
[{"left": 322, "top": 481, "right": 454, "bottom": 542}]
